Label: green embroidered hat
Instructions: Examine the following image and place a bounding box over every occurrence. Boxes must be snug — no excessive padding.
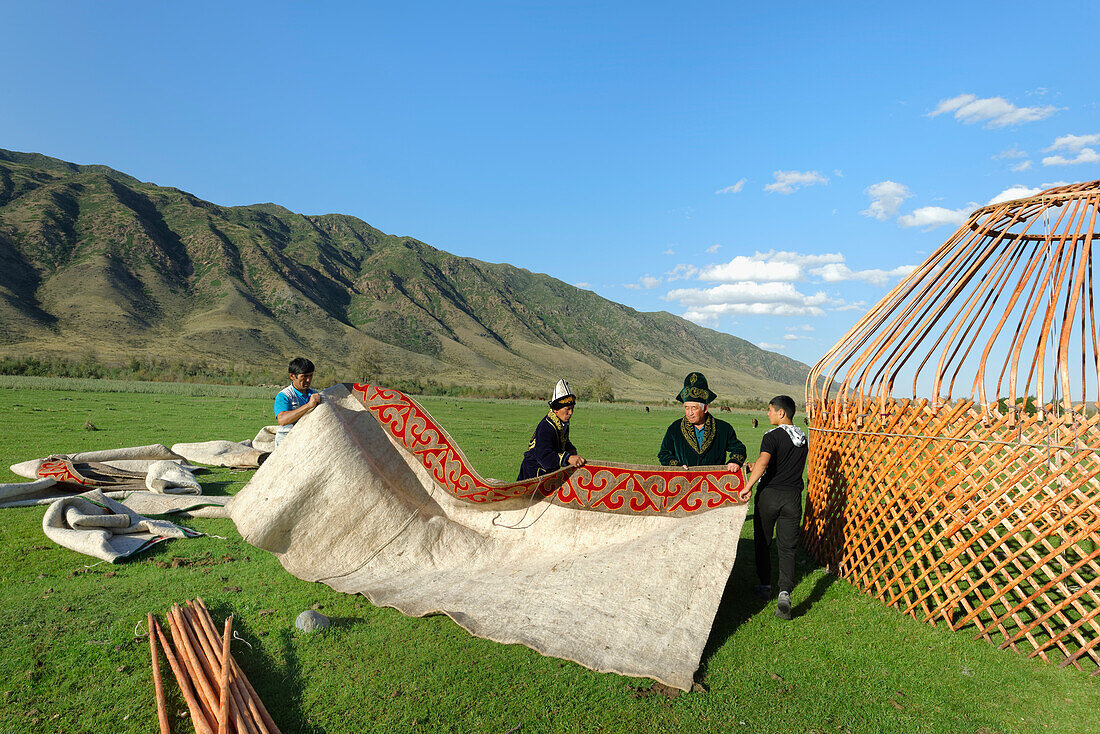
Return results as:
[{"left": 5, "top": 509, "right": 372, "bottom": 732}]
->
[{"left": 675, "top": 371, "right": 718, "bottom": 404}]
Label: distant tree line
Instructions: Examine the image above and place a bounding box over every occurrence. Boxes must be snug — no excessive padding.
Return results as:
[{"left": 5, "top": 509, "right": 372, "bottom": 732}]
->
[
  {"left": 0, "top": 355, "right": 284, "bottom": 386},
  {"left": 0, "top": 354, "right": 799, "bottom": 405},
  {"left": 579, "top": 372, "right": 615, "bottom": 403},
  {"left": 372, "top": 375, "right": 543, "bottom": 400},
  {"left": 0, "top": 355, "right": 546, "bottom": 400}
]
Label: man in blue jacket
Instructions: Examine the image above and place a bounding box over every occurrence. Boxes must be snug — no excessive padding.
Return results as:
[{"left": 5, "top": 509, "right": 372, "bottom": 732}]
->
[{"left": 274, "top": 357, "right": 322, "bottom": 447}]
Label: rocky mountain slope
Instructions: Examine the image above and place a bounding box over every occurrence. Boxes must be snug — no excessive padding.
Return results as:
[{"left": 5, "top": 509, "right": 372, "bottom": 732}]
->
[{"left": 0, "top": 149, "right": 811, "bottom": 401}]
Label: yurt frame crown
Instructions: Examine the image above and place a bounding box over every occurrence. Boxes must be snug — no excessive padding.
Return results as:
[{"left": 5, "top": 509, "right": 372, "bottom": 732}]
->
[{"left": 805, "top": 181, "right": 1100, "bottom": 674}]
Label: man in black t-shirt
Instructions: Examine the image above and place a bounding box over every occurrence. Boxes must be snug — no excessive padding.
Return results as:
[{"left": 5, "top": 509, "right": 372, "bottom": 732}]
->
[{"left": 743, "top": 395, "right": 808, "bottom": 620}]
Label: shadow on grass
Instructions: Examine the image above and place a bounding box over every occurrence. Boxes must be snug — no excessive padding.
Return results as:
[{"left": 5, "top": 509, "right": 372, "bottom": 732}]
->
[
  {"left": 697, "top": 530, "right": 836, "bottom": 680},
  {"left": 328, "top": 615, "right": 370, "bottom": 631},
  {"left": 194, "top": 468, "right": 256, "bottom": 497},
  {"left": 271, "top": 627, "right": 324, "bottom": 734},
  {"left": 202, "top": 599, "right": 323, "bottom": 734},
  {"left": 696, "top": 537, "right": 764, "bottom": 677},
  {"left": 792, "top": 561, "right": 834, "bottom": 618}
]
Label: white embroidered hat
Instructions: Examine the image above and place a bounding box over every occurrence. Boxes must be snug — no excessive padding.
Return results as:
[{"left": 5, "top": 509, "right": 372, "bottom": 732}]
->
[{"left": 549, "top": 379, "right": 576, "bottom": 408}]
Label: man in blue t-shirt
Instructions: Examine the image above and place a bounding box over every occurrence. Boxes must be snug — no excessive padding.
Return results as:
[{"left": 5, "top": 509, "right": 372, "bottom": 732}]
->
[
  {"left": 273, "top": 357, "right": 322, "bottom": 447},
  {"left": 743, "top": 395, "right": 808, "bottom": 620}
]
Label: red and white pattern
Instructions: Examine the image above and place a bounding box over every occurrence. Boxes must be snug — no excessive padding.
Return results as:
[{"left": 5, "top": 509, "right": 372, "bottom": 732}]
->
[
  {"left": 37, "top": 457, "right": 89, "bottom": 485},
  {"left": 350, "top": 383, "right": 747, "bottom": 517}
]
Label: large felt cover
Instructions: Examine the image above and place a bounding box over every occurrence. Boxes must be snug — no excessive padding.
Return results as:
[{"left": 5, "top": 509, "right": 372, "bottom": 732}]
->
[{"left": 229, "top": 384, "right": 749, "bottom": 690}]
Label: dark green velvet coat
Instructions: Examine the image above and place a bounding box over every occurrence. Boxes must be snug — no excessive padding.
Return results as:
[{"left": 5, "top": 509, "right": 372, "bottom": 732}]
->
[{"left": 658, "top": 414, "right": 746, "bottom": 467}]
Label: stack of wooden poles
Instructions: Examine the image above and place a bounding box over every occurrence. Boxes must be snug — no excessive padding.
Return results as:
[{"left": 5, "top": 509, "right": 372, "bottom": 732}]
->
[{"left": 147, "top": 597, "right": 280, "bottom": 734}]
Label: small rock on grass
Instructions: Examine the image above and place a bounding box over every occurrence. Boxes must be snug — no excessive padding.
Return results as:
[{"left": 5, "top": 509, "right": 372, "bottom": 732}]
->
[{"left": 295, "top": 610, "right": 330, "bottom": 633}]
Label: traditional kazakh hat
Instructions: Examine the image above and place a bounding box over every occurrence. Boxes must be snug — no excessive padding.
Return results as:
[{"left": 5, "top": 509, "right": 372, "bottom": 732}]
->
[
  {"left": 675, "top": 371, "right": 717, "bottom": 404},
  {"left": 549, "top": 379, "right": 576, "bottom": 409}
]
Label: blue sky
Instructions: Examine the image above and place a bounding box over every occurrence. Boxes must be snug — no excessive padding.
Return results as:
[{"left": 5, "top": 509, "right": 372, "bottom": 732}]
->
[{"left": 3, "top": 1, "right": 1099, "bottom": 366}]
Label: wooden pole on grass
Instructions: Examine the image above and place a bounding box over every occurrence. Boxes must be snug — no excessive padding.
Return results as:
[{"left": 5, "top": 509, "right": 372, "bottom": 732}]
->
[
  {"left": 218, "top": 615, "right": 233, "bottom": 734},
  {"left": 148, "top": 612, "right": 172, "bottom": 734},
  {"left": 152, "top": 616, "right": 213, "bottom": 734},
  {"left": 194, "top": 597, "right": 280, "bottom": 734}
]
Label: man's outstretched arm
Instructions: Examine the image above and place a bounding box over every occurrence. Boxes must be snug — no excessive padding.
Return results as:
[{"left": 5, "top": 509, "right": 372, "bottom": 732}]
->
[{"left": 276, "top": 392, "right": 322, "bottom": 426}]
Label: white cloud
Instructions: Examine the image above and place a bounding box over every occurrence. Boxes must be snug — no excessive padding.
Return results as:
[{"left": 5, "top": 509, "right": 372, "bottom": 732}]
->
[
  {"left": 988, "top": 185, "right": 1041, "bottom": 204},
  {"left": 993, "top": 146, "right": 1027, "bottom": 160},
  {"left": 574, "top": 282, "right": 591, "bottom": 289},
  {"left": 664, "top": 249, "right": 916, "bottom": 324},
  {"left": 663, "top": 248, "right": 675, "bottom": 256},
  {"left": 834, "top": 301, "right": 868, "bottom": 312},
  {"left": 1043, "top": 148, "right": 1100, "bottom": 166},
  {"left": 705, "top": 244, "right": 722, "bottom": 254},
  {"left": 1041, "top": 180, "right": 1071, "bottom": 188},
  {"left": 665, "top": 263, "right": 698, "bottom": 281},
  {"left": 757, "top": 342, "right": 787, "bottom": 351},
  {"left": 622, "top": 283, "right": 641, "bottom": 290},
  {"left": 715, "top": 179, "right": 746, "bottom": 195},
  {"left": 811, "top": 262, "right": 917, "bottom": 286},
  {"left": 861, "top": 180, "right": 912, "bottom": 220},
  {"left": 1044, "top": 134, "right": 1100, "bottom": 153},
  {"left": 669, "top": 282, "right": 823, "bottom": 306},
  {"left": 991, "top": 148, "right": 1034, "bottom": 172},
  {"left": 693, "top": 249, "right": 913, "bottom": 287},
  {"left": 928, "top": 93, "right": 1059, "bottom": 128},
  {"left": 782, "top": 334, "right": 799, "bottom": 341},
  {"left": 928, "top": 94, "right": 979, "bottom": 116},
  {"left": 833, "top": 169, "right": 844, "bottom": 178},
  {"left": 682, "top": 310, "right": 721, "bottom": 326},
  {"left": 764, "top": 170, "right": 829, "bottom": 194},
  {"left": 666, "top": 282, "right": 837, "bottom": 317},
  {"left": 702, "top": 258, "right": 802, "bottom": 282},
  {"left": 898, "top": 205, "right": 974, "bottom": 230},
  {"left": 640, "top": 275, "right": 661, "bottom": 288},
  {"left": 699, "top": 250, "right": 843, "bottom": 284}
]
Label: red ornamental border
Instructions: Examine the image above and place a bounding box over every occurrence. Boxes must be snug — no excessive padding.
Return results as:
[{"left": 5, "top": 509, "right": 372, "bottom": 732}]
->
[
  {"left": 349, "top": 383, "right": 748, "bottom": 517},
  {"left": 37, "top": 457, "right": 88, "bottom": 485}
]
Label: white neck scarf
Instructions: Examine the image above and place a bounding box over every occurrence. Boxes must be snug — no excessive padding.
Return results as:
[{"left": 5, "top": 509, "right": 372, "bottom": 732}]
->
[{"left": 778, "top": 423, "right": 806, "bottom": 447}]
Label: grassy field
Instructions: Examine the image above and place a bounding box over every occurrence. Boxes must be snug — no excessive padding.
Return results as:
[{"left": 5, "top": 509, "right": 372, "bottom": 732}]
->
[{"left": 0, "top": 378, "right": 1095, "bottom": 733}]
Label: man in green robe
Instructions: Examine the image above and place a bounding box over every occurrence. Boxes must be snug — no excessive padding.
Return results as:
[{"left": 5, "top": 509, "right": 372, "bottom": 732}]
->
[{"left": 658, "top": 372, "right": 746, "bottom": 469}]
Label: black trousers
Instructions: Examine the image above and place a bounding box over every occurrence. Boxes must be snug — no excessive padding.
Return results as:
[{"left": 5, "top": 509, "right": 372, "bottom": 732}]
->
[{"left": 753, "top": 489, "right": 802, "bottom": 594}]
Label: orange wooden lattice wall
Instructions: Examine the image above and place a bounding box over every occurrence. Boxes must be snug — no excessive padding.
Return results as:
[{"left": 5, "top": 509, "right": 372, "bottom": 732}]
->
[{"left": 806, "top": 182, "right": 1100, "bottom": 673}]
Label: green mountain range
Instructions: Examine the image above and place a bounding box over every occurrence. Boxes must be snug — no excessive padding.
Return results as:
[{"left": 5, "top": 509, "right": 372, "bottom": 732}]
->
[{"left": 0, "top": 149, "right": 812, "bottom": 401}]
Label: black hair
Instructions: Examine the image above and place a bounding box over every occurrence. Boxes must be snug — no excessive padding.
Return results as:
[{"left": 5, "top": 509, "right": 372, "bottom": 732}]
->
[
  {"left": 769, "top": 395, "right": 797, "bottom": 420},
  {"left": 288, "top": 357, "right": 315, "bottom": 375}
]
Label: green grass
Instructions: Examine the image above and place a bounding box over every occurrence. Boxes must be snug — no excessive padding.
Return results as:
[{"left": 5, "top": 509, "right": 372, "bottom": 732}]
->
[
  {"left": 0, "top": 374, "right": 276, "bottom": 399},
  {"left": 0, "top": 378, "right": 1095, "bottom": 733}
]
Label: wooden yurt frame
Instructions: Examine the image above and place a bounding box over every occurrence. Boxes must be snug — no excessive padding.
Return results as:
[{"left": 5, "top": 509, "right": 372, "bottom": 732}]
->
[{"left": 805, "top": 181, "right": 1100, "bottom": 673}]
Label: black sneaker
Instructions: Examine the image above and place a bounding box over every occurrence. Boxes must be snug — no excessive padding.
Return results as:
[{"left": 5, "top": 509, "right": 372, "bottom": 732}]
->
[{"left": 776, "top": 591, "right": 792, "bottom": 620}]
